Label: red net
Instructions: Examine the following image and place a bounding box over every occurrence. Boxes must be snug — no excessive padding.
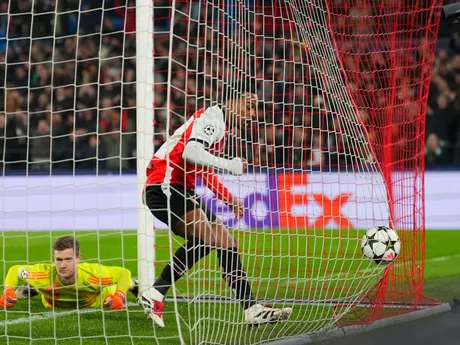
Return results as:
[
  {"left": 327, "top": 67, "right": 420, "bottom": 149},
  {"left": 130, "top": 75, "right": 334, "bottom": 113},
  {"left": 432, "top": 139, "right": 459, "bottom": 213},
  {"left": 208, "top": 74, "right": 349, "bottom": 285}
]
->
[{"left": 326, "top": 0, "right": 443, "bottom": 325}]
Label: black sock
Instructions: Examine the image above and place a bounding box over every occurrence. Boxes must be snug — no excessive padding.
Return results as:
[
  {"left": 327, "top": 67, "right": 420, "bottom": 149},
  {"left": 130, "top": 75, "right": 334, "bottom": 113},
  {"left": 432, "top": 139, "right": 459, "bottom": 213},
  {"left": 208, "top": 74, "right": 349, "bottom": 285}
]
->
[
  {"left": 153, "top": 239, "right": 211, "bottom": 296},
  {"left": 217, "top": 247, "right": 256, "bottom": 310}
]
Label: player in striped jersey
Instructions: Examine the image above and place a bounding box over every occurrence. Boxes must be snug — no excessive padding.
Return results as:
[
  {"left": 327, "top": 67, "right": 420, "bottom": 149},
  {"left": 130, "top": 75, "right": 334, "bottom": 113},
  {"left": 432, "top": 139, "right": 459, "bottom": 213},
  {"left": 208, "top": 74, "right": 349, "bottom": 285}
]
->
[
  {"left": 139, "top": 82, "right": 292, "bottom": 327},
  {"left": 0, "top": 236, "right": 137, "bottom": 310}
]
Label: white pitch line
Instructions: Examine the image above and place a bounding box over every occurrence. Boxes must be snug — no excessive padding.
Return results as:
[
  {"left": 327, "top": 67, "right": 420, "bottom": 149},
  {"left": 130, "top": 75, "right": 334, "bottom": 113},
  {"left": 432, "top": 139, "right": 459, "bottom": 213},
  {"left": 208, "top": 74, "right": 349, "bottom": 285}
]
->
[
  {"left": 427, "top": 253, "right": 460, "bottom": 263},
  {"left": 328, "top": 253, "right": 460, "bottom": 279},
  {"left": 0, "top": 302, "right": 139, "bottom": 327},
  {"left": 2, "top": 254, "right": 458, "bottom": 327},
  {"left": 364, "top": 253, "right": 460, "bottom": 273}
]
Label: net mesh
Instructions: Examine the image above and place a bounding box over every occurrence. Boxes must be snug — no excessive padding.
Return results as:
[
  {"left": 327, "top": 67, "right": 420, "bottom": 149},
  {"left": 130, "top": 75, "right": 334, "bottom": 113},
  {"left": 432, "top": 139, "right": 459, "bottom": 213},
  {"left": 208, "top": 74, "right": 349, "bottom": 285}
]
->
[
  {"left": 0, "top": 0, "right": 443, "bottom": 344},
  {"left": 326, "top": 0, "right": 443, "bottom": 325},
  {"left": 156, "top": 0, "right": 443, "bottom": 342}
]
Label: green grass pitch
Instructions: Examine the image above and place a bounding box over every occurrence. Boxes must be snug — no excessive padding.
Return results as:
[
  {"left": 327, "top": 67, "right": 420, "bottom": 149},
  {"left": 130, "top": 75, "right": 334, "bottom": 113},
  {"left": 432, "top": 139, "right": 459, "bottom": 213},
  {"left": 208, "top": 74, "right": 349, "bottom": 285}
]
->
[{"left": 0, "top": 229, "right": 459, "bottom": 345}]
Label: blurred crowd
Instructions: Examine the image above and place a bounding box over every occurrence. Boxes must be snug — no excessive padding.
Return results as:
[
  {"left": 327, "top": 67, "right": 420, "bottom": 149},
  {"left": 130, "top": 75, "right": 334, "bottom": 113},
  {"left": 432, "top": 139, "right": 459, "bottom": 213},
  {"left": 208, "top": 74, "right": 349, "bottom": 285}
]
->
[
  {"left": 0, "top": 0, "right": 459, "bottom": 173},
  {"left": 0, "top": 0, "right": 136, "bottom": 172},
  {"left": 425, "top": 41, "right": 460, "bottom": 166}
]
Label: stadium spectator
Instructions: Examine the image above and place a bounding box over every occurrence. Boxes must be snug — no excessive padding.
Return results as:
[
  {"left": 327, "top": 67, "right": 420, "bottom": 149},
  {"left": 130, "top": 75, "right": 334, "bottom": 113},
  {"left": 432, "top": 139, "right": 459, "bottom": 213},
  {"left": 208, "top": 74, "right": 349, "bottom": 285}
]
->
[
  {"left": 99, "top": 103, "right": 134, "bottom": 170},
  {"left": 0, "top": 113, "right": 25, "bottom": 169},
  {"left": 74, "top": 134, "right": 106, "bottom": 170},
  {"left": 30, "top": 119, "right": 51, "bottom": 170},
  {"left": 50, "top": 113, "right": 72, "bottom": 169},
  {"left": 425, "top": 133, "right": 449, "bottom": 166}
]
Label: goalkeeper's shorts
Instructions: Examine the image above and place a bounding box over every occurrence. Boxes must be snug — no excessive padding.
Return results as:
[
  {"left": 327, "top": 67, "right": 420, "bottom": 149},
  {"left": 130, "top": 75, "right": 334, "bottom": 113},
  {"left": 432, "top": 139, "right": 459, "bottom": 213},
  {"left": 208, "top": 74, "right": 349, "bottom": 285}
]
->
[{"left": 145, "top": 184, "right": 217, "bottom": 233}]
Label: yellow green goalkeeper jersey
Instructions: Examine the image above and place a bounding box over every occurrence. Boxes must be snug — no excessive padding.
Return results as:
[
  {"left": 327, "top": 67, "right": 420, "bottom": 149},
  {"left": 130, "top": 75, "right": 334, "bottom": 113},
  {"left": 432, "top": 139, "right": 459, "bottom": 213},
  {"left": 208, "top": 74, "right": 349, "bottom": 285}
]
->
[{"left": 4, "top": 263, "right": 132, "bottom": 309}]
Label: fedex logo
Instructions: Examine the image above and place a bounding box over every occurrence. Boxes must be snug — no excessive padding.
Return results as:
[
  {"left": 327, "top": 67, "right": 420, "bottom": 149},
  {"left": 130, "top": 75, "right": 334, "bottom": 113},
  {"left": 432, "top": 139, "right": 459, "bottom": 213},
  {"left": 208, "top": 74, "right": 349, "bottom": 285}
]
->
[
  {"left": 197, "top": 172, "right": 381, "bottom": 230},
  {"left": 277, "top": 173, "right": 352, "bottom": 229}
]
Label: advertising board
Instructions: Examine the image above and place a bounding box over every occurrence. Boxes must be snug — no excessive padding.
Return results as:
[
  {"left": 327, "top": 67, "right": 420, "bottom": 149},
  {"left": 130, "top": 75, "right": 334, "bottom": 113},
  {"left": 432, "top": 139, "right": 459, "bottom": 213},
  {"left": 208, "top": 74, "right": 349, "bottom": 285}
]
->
[{"left": 0, "top": 172, "right": 458, "bottom": 231}]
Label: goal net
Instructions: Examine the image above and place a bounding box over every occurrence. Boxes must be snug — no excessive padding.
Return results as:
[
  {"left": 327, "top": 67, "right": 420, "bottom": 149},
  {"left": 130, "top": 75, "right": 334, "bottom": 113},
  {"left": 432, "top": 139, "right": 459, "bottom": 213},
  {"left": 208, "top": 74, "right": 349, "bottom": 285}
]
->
[{"left": 0, "top": 0, "right": 442, "bottom": 344}]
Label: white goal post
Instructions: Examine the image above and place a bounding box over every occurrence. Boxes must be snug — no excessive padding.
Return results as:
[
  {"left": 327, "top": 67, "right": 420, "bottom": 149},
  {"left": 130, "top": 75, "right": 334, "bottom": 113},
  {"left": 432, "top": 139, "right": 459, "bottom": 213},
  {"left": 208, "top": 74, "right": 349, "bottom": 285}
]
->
[{"left": 135, "top": 0, "right": 155, "bottom": 295}]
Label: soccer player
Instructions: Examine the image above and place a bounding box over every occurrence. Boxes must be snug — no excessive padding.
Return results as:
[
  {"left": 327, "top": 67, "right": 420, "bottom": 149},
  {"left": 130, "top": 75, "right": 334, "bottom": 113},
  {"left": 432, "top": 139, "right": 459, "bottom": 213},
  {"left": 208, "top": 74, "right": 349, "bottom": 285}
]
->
[
  {"left": 0, "top": 236, "right": 137, "bottom": 310},
  {"left": 139, "top": 82, "right": 292, "bottom": 327}
]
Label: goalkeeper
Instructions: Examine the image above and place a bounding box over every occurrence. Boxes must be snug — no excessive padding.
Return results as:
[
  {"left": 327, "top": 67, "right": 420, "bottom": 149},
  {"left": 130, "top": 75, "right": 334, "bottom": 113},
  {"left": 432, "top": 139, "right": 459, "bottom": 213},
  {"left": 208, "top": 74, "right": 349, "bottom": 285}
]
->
[
  {"left": 0, "top": 236, "right": 137, "bottom": 310},
  {"left": 139, "top": 82, "right": 292, "bottom": 327}
]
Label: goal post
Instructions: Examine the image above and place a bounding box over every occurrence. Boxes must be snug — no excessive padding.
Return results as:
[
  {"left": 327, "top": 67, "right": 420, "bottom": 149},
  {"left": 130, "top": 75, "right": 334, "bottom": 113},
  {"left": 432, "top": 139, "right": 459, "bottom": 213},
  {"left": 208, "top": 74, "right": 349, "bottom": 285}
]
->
[{"left": 135, "top": 0, "right": 155, "bottom": 295}]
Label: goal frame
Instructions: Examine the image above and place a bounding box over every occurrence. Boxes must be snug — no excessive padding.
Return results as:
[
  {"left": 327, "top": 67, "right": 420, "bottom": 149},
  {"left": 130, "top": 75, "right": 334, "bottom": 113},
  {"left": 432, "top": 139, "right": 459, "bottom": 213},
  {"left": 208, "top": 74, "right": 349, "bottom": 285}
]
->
[{"left": 136, "top": 0, "right": 155, "bottom": 293}]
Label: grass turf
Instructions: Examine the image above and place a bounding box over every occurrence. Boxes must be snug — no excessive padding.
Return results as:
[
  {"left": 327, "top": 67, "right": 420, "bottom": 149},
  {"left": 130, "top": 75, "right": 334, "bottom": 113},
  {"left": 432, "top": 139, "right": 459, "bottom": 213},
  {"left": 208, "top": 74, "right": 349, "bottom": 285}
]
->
[{"left": 0, "top": 229, "right": 458, "bottom": 345}]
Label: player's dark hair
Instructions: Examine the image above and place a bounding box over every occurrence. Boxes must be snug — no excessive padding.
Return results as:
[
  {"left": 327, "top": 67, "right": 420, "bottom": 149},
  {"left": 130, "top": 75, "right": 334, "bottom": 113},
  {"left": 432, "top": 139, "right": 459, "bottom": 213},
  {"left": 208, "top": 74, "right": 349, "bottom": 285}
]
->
[
  {"left": 53, "top": 236, "right": 80, "bottom": 256},
  {"left": 222, "top": 80, "right": 256, "bottom": 105}
]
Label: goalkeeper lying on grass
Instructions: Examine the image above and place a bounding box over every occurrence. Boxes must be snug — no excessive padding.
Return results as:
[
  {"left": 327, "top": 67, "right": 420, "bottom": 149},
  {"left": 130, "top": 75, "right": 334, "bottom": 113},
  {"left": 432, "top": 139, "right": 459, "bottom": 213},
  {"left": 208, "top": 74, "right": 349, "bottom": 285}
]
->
[{"left": 0, "top": 236, "right": 138, "bottom": 310}]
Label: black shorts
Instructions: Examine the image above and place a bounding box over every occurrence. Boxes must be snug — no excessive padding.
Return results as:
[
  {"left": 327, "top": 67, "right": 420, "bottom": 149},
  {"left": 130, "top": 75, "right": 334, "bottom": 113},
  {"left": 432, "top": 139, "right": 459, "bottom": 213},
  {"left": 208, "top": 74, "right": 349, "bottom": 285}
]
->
[{"left": 144, "top": 184, "right": 217, "bottom": 233}]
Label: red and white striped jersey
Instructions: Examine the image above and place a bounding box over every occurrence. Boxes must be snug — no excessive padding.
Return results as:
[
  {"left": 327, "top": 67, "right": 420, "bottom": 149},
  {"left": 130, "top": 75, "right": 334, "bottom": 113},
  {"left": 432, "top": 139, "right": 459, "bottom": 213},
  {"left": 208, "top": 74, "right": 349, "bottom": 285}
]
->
[{"left": 146, "top": 105, "right": 227, "bottom": 190}]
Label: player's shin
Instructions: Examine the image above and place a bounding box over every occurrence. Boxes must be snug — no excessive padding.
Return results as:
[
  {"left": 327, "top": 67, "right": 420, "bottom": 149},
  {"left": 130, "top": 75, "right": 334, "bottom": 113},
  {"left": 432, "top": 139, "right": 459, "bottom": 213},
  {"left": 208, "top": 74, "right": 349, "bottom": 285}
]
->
[
  {"left": 153, "top": 239, "right": 211, "bottom": 296},
  {"left": 140, "top": 239, "right": 211, "bottom": 327},
  {"left": 217, "top": 247, "right": 256, "bottom": 310}
]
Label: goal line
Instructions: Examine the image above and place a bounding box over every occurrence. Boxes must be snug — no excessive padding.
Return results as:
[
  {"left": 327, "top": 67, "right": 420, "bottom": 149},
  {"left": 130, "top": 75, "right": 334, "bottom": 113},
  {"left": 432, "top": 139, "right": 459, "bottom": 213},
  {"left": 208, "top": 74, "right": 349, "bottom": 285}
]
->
[{"left": 167, "top": 296, "right": 444, "bottom": 310}]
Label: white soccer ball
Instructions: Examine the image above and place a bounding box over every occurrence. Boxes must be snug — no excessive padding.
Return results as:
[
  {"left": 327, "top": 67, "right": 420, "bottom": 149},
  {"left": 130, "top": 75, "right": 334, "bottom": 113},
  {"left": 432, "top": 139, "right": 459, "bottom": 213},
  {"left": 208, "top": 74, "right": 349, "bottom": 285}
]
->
[{"left": 361, "top": 226, "right": 401, "bottom": 264}]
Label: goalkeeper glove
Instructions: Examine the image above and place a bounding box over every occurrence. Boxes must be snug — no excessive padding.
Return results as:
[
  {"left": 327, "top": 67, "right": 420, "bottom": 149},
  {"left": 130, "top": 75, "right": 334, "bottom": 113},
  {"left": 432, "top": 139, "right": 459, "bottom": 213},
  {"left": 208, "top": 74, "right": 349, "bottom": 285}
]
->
[
  {"left": 0, "top": 287, "right": 17, "bottom": 309},
  {"left": 104, "top": 290, "right": 126, "bottom": 310}
]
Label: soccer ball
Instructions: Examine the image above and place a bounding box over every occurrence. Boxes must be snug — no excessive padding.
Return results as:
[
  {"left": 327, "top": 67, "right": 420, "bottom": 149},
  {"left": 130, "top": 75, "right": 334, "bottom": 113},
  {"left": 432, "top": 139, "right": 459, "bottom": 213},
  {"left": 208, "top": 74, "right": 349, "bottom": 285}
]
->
[{"left": 361, "top": 226, "right": 401, "bottom": 264}]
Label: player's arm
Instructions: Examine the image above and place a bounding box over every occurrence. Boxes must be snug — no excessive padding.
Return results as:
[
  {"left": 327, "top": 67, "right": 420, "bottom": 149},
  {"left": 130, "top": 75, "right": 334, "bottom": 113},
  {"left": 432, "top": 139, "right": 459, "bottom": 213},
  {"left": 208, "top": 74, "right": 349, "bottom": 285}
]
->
[
  {"left": 1, "top": 264, "right": 49, "bottom": 309},
  {"left": 199, "top": 168, "right": 244, "bottom": 219},
  {"left": 93, "top": 265, "right": 132, "bottom": 310},
  {"left": 4, "top": 265, "right": 22, "bottom": 288},
  {"left": 183, "top": 108, "right": 244, "bottom": 175},
  {"left": 1, "top": 265, "right": 28, "bottom": 308}
]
